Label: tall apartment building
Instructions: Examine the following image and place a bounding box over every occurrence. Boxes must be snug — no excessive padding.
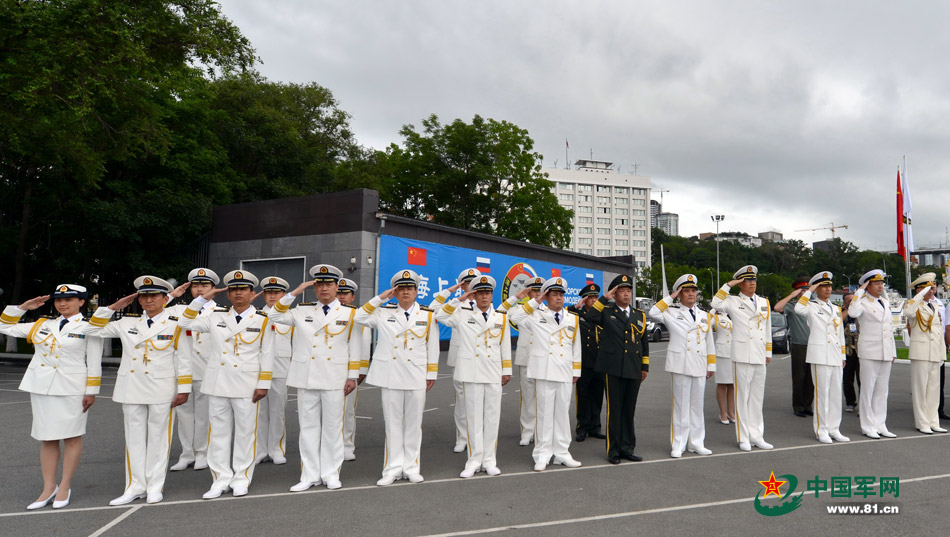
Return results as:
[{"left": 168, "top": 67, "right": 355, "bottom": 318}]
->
[
  {"left": 657, "top": 211, "right": 679, "bottom": 236},
  {"left": 546, "top": 159, "right": 652, "bottom": 267},
  {"left": 650, "top": 199, "right": 661, "bottom": 228}
]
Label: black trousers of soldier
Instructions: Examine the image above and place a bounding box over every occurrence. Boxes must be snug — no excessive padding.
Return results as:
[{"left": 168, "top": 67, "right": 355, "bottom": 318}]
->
[
  {"left": 790, "top": 343, "right": 814, "bottom": 412},
  {"left": 843, "top": 350, "right": 860, "bottom": 407},
  {"left": 575, "top": 367, "right": 605, "bottom": 434},
  {"left": 604, "top": 374, "right": 640, "bottom": 457}
]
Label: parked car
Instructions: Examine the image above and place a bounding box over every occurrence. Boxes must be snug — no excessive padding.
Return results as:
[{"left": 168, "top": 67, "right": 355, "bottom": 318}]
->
[
  {"left": 647, "top": 320, "right": 669, "bottom": 342},
  {"left": 771, "top": 312, "right": 789, "bottom": 354}
]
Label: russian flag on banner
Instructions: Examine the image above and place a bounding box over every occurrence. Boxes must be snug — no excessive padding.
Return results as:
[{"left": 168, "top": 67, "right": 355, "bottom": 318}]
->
[
  {"left": 551, "top": 268, "right": 561, "bottom": 277},
  {"left": 585, "top": 273, "right": 594, "bottom": 285},
  {"left": 408, "top": 247, "right": 427, "bottom": 266},
  {"left": 476, "top": 256, "right": 491, "bottom": 273}
]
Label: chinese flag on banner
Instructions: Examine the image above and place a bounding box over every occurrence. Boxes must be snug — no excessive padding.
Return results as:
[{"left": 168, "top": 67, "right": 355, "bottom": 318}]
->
[
  {"left": 897, "top": 171, "right": 905, "bottom": 260},
  {"left": 408, "top": 247, "right": 427, "bottom": 266},
  {"left": 551, "top": 268, "right": 561, "bottom": 277}
]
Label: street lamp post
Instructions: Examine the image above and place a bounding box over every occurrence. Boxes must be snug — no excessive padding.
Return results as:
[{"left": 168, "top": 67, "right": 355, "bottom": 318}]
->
[{"left": 711, "top": 215, "right": 725, "bottom": 289}]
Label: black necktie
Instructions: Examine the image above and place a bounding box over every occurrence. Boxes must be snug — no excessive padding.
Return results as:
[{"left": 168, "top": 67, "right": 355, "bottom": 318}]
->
[
  {"left": 59, "top": 318, "right": 68, "bottom": 330},
  {"left": 234, "top": 315, "right": 242, "bottom": 324},
  {"left": 322, "top": 305, "right": 329, "bottom": 316},
  {"left": 928, "top": 303, "right": 935, "bottom": 312},
  {"left": 555, "top": 312, "right": 561, "bottom": 324},
  {"left": 878, "top": 299, "right": 887, "bottom": 311},
  {"left": 147, "top": 319, "right": 153, "bottom": 328},
  {"left": 405, "top": 312, "right": 410, "bottom": 320},
  {"left": 483, "top": 312, "right": 489, "bottom": 321},
  {"left": 689, "top": 309, "right": 696, "bottom": 321}
]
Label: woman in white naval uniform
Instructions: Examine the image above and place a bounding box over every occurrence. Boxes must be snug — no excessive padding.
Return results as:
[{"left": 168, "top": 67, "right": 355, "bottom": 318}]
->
[
  {"left": 794, "top": 272, "right": 849, "bottom": 443},
  {"left": 96, "top": 276, "right": 193, "bottom": 505},
  {"left": 336, "top": 278, "right": 373, "bottom": 462},
  {"left": 649, "top": 274, "right": 717, "bottom": 458},
  {"left": 268, "top": 264, "right": 360, "bottom": 492},
  {"left": 711, "top": 309, "right": 735, "bottom": 425},
  {"left": 508, "top": 277, "right": 583, "bottom": 471},
  {"left": 436, "top": 275, "right": 512, "bottom": 478},
  {"left": 1, "top": 285, "right": 108, "bottom": 510},
  {"left": 846, "top": 269, "right": 898, "bottom": 439},
  {"left": 497, "top": 276, "right": 545, "bottom": 446},
  {"left": 355, "top": 270, "right": 440, "bottom": 485},
  {"left": 256, "top": 276, "right": 293, "bottom": 466}
]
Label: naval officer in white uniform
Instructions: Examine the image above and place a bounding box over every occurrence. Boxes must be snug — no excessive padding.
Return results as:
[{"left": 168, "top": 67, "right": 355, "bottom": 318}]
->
[
  {"left": 256, "top": 276, "right": 292, "bottom": 466},
  {"left": 904, "top": 272, "right": 948, "bottom": 434},
  {"left": 497, "top": 276, "right": 545, "bottom": 446},
  {"left": 337, "top": 277, "right": 372, "bottom": 461},
  {"left": 650, "top": 274, "right": 717, "bottom": 458}
]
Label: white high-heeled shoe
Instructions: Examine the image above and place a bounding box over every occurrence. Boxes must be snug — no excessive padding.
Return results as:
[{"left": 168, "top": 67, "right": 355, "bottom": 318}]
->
[
  {"left": 52, "top": 489, "right": 71, "bottom": 509},
  {"left": 27, "top": 486, "right": 58, "bottom": 510}
]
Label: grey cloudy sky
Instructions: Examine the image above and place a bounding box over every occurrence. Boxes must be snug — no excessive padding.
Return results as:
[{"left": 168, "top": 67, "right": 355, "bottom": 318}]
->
[{"left": 219, "top": 0, "right": 950, "bottom": 253}]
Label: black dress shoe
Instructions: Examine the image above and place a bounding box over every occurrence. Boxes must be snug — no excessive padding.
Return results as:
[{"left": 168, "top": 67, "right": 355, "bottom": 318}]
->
[
  {"left": 794, "top": 411, "right": 807, "bottom": 418},
  {"left": 620, "top": 452, "right": 642, "bottom": 462},
  {"left": 803, "top": 410, "right": 814, "bottom": 416},
  {"left": 588, "top": 431, "right": 607, "bottom": 439},
  {"left": 575, "top": 431, "right": 587, "bottom": 442},
  {"left": 607, "top": 455, "right": 621, "bottom": 465}
]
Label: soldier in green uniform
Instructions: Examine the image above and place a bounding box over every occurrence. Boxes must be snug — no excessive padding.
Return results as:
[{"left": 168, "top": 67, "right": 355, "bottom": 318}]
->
[
  {"left": 569, "top": 283, "right": 605, "bottom": 442},
  {"left": 841, "top": 293, "right": 861, "bottom": 413},
  {"left": 583, "top": 275, "right": 649, "bottom": 464}
]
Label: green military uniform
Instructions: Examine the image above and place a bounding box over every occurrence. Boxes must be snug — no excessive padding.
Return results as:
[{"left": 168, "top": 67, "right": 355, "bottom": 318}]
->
[
  {"left": 583, "top": 275, "right": 649, "bottom": 462},
  {"left": 568, "top": 283, "right": 605, "bottom": 441},
  {"left": 843, "top": 313, "right": 860, "bottom": 409}
]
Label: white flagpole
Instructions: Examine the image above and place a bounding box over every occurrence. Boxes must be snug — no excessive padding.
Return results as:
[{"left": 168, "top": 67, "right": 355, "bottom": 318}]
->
[
  {"left": 903, "top": 156, "right": 911, "bottom": 296},
  {"left": 660, "top": 244, "right": 670, "bottom": 297}
]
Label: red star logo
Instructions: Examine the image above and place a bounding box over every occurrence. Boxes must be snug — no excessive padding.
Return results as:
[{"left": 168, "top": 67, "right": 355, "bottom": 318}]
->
[{"left": 759, "top": 472, "right": 786, "bottom": 498}]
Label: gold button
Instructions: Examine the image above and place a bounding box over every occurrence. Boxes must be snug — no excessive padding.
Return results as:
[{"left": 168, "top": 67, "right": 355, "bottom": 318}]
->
[
  {"left": 223, "top": 351, "right": 227, "bottom": 354},
  {"left": 226, "top": 338, "right": 230, "bottom": 342},
  {"left": 145, "top": 371, "right": 149, "bottom": 375},
  {"left": 131, "top": 369, "right": 135, "bottom": 373},
  {"left": 234, "top": 364, "right": 238, "bottom": 368},
  {"left": 328, "top": 346, "right": 332, "bottom": 349},
  {"left": 393, "top": 357, "right": 397, "bottom": 360},
  {"left": 196, "top": 351, "right": 201, "bottom": 355},
  {"left": 311, "top": 357, "right": 315, "bottom": 360},
  {"left": 133, "top": 358, "right": 137, "bottom": 361},
  {"left": 327, "top": 357, "right": 331, "bottom": 360},
  {"left": 53, "top": 366, "right": 57, "bottom": 369},
  {"left": 41, "top": 364, "right": 46, "bottom": 367},
  {"left": 220, "top": 362, "right": 225, "bottom": 365}
]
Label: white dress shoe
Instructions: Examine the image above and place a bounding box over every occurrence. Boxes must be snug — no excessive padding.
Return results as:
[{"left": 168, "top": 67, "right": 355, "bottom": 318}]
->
[
  {"left": 830, "top": 432, "right": 851, "bottom": 442},
  {"left": 453, "top": 443, "right": 467, "bottom": 453},
  {"left": 344, "top": 451, "right": 356, "bottom": 461},
  {"left": 146, "top": 493, "right": 163, "bottom": 504},
  {"left": 688, "top": 445, "right": 713, "bottom": 456},
  {"left": 232, "top": 486, "right": 248, "bottom": 497},
  {"left": 738, "top": 442, "right": 751, "bottom": 451},
  {"left": 270, "top": 454, "right": 287, "bottom": 465},
  {"left": 325, "top": 480, "right": 342, "bottom": 490},
  {"left": 27, "top": 486, "right": 58, "bottom": 510},
  {"left": 110, "top": 493, "right": 145, "bottom": 506},
  {"left": 290, "top": 481, "right": 319, "bottom": 492},
  {"left": 375, "top": 475, "right": 397, "bottom": 486},
  {"left": 170, "top": 459, "right": 194, "bottom": 471},
  {"left": 533, "top": 462, "right": 547, "bottom": 471},
  {"left": 553, "top": 456, "right": 582, "bottom": 468},
  {"left": 407, "top": 474, "right": 424, "bottom": 483},
  {"left": 719, "top": 418, "right": 730, "bottom": 425},
  {"left": 459, "top": 467, "right": 477, "bottom": 478},
  {"left": 670, "top": 450, "right": 683, "bottom": 459},
  {"left": 484, "top": 466, "right": 501, "bottom": 476},
  {"left": 194, "top": 455, "right": 208, "bottom": 470},
  {"left": 254, "top": 455, "right": 268, "bottom": 465},
  {"left": 863, "top": 431, "right": 881, "bottom": 439},
  {"left": 52, "top": 489, "right": 71, "bottom": 509},
  {"left": 918, "top": 428, "right": 934, "bottom": 434},
  {"left": 879, "top": 430, "right": 897, "bottom": 438},
  {"left": 201, "top": 488, "right": 227, "bottom": 500},
  {"left": 753, "top": 440, "right": 774, "bottom": 450},
  {"left": 817, "top": 435, "right": 833, "bottom": 444},
  {"left": 519, "top": 438, "right": 532, "bottom": 446},
  {"left": 933, "top": 426, "right": 948, "bottom": 433}
]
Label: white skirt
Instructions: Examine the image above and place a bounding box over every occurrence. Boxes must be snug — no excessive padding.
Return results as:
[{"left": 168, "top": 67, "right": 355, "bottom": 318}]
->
[
  {"left": 30, "top": 393, "right": 87, "bottom": 441},
  {"left": 714, "top": 356, "right": 733, "bottom": 385}
]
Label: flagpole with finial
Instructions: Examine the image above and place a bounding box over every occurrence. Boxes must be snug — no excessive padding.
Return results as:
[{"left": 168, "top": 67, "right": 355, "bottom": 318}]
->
[{"left": 903, "top": 156, "right": 911, "bottom": 296}]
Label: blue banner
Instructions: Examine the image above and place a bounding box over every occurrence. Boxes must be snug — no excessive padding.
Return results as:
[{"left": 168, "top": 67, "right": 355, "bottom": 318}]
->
[{"left": 378, "top": 235, "right": 604, "bottom": 340}]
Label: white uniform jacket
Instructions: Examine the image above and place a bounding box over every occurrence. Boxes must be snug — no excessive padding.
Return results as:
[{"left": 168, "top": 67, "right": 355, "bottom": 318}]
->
[
  {"left": 650, "top": 297, "right": 716, "bottom": 377},
  {"left": 507, "top": 299, "right": 581, "bottom": 382},
  {"left": 845, "top": 290, "right": 897, "bottom": 361},
  {"left": 260, "top": 304, "right": 294, "bottom": 379},
  {"left": 166, "top": 301, "right": 216, "bottom": 381},
  {"left": 180, "top": 300, "right": 274, "bottom": 397},
  {"left": 794, "top": 292, "right": 846, "bottom": 366},
  {"left": 98, "top": 309, "right": 193, "bottom": 404},
  {"left": 498, "top": 296, "right": 545, "bottom": 368},
  {"left": 712, "top": 311, "right": 733, "bottom": 359},
  {"left": 428, "top": 289, "right": 469, "bottom": 367},
  {"left": 355, "top": 297, "right": 439, "bottom": 390},
  {"left": 1, "top": 307, "right": 104, "bottom": 396},
  {"left": 711, "top": 285, "right": 773, "bottom": 364},
  {"left": 268, "top": 296, "right": 360, "bottom": 390},
  {"left": 436, "top": 299, "right": 512, "bottom": 383},
  {"left": 904, "top": 290, "right": 946, "bottom": 362}
]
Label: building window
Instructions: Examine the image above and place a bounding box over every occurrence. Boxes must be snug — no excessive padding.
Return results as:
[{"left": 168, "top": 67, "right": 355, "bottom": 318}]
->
[
  {"left": 615, "top": 197, "right": 628, "bottom": 205},
  {"left": 597, "top": 238, "right": 611, "bottom": 245},
  {"left": 597, "top": 249, "right": 611, "bottom": 256},
  {"left": 633, "top": 240, "right": 646, "bottom": 247},
  {"left": 615, "top": 208, "right": 629, "bottom": 216},
  {"left": 615, "top": 249, "right": 629, "bottom": 255},
  {"left": 598, "top": 207, "right": 610, "bottom": 214},
  {"left": 577, "top": 206, "right": 592, "bottom": 213},
  {"left": 632, "top": 199, "right": 646, "bottom": 206},
  {"left": 632, "top": 209, "right": 646, "bottom": 216},
  {"left": 632, "top": 229, "right": 646, "bottom": 236},
  {"left": 559, "top": 193, "right": 573, "bottom": 201},
  {"left": 615, "top": 228, "right": 629, "bottom": 236},
  {"left": 577, "top": 226, "right": 592, "bottom": 234},
  {"left": 578, "top": 216, "right": 592, "bottom": 223},
  {"left": 616, "top": 239, "right": 628, "bottom": 246},
  {"left": 578, "top": 195, "right": 592, "bottom": 202},
  {"left": 615, "top": 218, "right": 628, "bottom": 226},
  {"left": 615, "top": 187, "right": 628, "bottom": 194},
  {"left": 578, "top": 237, "right": 593, "bottom": 245},
  {"left": 597, "top": 196, "right": 611, "bottom": 204},
  {"left": 633, "top": 218, "right": 646, "bottom": 227},
  {"left": 578, "top": 185, "right": 592, "bottom": 192},
  {"left": 580, "top": 248, "right": 593, "bottom": 254},
  {"left": 633, "top": 188, "right": 646, "bottom": 196},
  {"left": 597, "top": 227, "right": 610, "bottom": 235},
  {"left": 596, "top": 217, "right": 610, "bottom": 224},
  {"left": 596, "top": 185, "right": 611, "bottom": 192},
  {"left": 560, "top": 183, "right": 574, "bottom": 190}
]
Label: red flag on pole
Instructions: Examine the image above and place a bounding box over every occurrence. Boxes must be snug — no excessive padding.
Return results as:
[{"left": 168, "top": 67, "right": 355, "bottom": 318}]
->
[{"left": 897, "top": 170, "right": 905, "bottom": 260}]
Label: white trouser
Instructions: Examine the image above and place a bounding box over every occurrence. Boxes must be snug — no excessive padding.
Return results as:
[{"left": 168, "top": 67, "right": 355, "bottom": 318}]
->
[
  {"left": 453, "top": 378, "right": 467, "bottom": 448},
  {"left": 733, "top": 362, "right": 767, "bottom": 444},
  {"left": 207, "top": 396, "right": 259, "bottom": 491},
  {"left": 462, "top": 382, "right": 502, "bottom": 470},
  {"left": 174, "top": 379, "right": 208, "bottom": 464},
  {"left": 911, "top": 360, "right": 942, "bottom": 430},
  {"left": 122, "top": 403, "right": 173, "bottom": 496},
  {"left": 670, "top": 373, "right": 706, "bottom": 453},
  {"left": 812, "top": 364, "right": 843, "bottom": 438},
  {"left": 532, "top": 379, "right": 573, "bottom": 463},
  {"left": 519, "top": 366, "right": 537, "bottom": 443},
  {"left": 343, "top": 384, "right": 358, "bottom": 458},
  {"left": 297, "top": 388, "right": 345, "bottom": 483},
  {"left": 380, "top": 388, "right": 426, "bottom": 479},
  {"left": 858, "top": 359, "right": 892, "bottom": 435},
  {"left": 256, "top": 377, "right": 287, "bottom": 459}
]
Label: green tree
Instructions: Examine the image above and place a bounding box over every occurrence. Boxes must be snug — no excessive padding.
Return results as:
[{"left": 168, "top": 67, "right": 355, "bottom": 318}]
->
[{"left": 376, "top": 114, "right": 573, "bottom": 248}]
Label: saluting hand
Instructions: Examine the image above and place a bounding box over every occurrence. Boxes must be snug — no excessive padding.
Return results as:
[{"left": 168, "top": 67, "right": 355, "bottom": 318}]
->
[
  {"left": 726, "top": 279, "right": 742, "bottom": 287},
  {"left": 250, "top": 290, "right": 264, "bottom": 303},
  {"left": 460, "top": 289, "right": 477, "bottom": 302},
  {"left": 378, "top": 288, "right": 395, "bottom": 301},
  {"left": 858, "top": 281, "right": 868, "bottom": 291},
  {"left": 290, "top": 280, "right": 317, "bottom": 297},
  {"left": 515, "top": 288, "right": 529, "bottom": 300},
  {"left": 670, "top": 288, "right": 680, "bottom": 300},
  {"left": 108, "top": 293, "right": 138, "bottom": 311},
  {"left": 604, "top": 288, "right": 615, "bottom": 301},
  {"left": 169, "top": 282, "right": 190, "bottom": 299},
  {"left": 18, "top": 295, "right": 50, "bottom": 311},
  {"left": 808, "top": 283, "right": 820, "bottom": 293},
  {"left": 201, "top": 287, "right": 228, "bottom": 301}
]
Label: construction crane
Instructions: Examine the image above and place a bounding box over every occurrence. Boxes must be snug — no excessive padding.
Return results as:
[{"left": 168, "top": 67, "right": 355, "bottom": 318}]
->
[
  {"left": 795, "top": 222, "right": 849, "bottom": 239},
  {"left": 653, "top": 189, "right": 670, "bottom": 206}
]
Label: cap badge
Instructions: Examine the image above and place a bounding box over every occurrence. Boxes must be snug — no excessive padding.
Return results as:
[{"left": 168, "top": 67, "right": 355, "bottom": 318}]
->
[
  {"left": 234, "top": 271, "right": 243, "bottom": 279},
  {"left": 269, "top": 278, "right": 277, "bottom": 284},
  {"left": 747, "top": 267, "right": 753, "bottom": 273},
  {"left": 320, "top": 267, "right": 328, "bottom": 274},
  {"left": 480, "top": 276, "right": 488, "bottom": 283},
  {"left": 198, "top": 269, "right": 206, "bottom": 276},
  {"left": 621, "top": 276, "right": 628, "bottom": 282},
  {"left": 687, "top": 275, "right": 694, "bottom": 282},
  {"left": 557, "top": 278, "right": 563, "bottom": 285},
  {"left": 823, "top": 272, "right": 830, "bottom": 278},
  {"left": 403, "top": 271, "right": 410, "bottom": 278},
  {"left": 468, "top": 269, "right": 475, "bottom": 276},
  {"left": 143, "top": 277, "right": 153, "bottom": 285},
  {"left": 59, "top": 285, "right": 69, "bottom": 292}
]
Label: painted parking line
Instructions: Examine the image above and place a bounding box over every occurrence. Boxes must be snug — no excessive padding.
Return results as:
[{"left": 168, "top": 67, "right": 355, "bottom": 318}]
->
[{"left": 88, "top": 504, "right": 142, "bottom": 537}]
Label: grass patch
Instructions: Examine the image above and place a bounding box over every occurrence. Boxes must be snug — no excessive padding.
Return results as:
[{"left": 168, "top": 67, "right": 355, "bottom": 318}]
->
[{"left": 896, "top": 348, "right": 909, "bottom": 360}]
